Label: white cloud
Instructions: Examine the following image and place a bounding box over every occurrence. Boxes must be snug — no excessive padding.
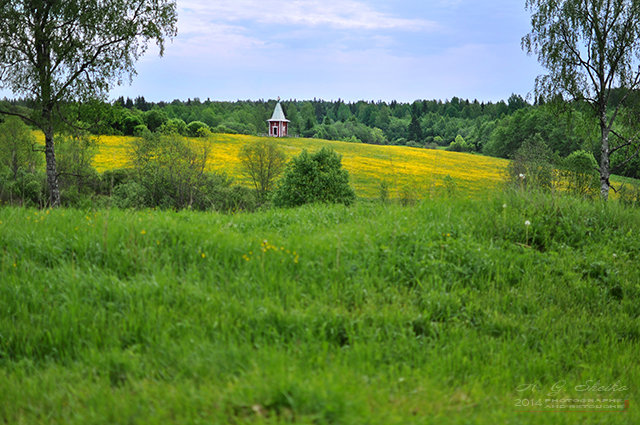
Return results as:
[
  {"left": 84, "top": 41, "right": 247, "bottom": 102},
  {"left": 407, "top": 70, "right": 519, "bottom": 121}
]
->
[{"left": 179, "top": 0, "right": 436, "bottom": 31}]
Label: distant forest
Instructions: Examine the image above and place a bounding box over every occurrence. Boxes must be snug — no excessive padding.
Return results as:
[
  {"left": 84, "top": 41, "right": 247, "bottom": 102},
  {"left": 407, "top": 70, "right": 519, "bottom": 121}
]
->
[{"left": 3, "top": 93, "right": 639, "bottom": 178}]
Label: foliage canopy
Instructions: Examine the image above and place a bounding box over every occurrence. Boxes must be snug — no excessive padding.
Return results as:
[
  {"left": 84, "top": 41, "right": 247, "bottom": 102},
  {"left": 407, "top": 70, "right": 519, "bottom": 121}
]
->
[{"left": 273, "top": 147, "right": 356, "bottom": 207}]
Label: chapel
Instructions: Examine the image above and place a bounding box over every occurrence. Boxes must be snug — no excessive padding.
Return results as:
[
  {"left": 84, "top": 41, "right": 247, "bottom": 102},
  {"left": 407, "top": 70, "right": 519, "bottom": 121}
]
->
[{"left": 267, "top": 99, "right": 290, "bottom": 137}]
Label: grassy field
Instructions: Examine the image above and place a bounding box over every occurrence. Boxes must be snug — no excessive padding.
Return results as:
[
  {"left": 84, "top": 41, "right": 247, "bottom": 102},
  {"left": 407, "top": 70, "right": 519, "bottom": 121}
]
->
[
  {"left": 37, "top": 132, "right": 510, "bottom": 198},
  {"left": 1, "top": 190, "right": 638, "bottom": 424}
]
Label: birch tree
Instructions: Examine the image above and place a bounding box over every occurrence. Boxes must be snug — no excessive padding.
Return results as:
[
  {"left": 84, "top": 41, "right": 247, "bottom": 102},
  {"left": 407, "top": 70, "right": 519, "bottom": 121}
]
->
[
  {"left": 0, "top": 0, "right": 177, "bottom": 206},
  {"left": 523, "top": 0, "right": 640, "bottom": 200}
]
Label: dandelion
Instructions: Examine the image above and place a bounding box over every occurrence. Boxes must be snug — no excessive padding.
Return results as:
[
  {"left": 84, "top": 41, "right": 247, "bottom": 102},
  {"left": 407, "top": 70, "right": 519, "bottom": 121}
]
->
[
  {"left": 519, "top": 173, "right": 526, "bottom": 180},
  {"left": 242, "top": 254, "right": 250, "bottom": 262},
  {"left": 502, "top": 203, "right": 507, "bottom": 209},
  {"left": 201, "top": 253, "right": 206, "bottom": 259},
  {"left": 140, "top": 229, "right": 147, "bottom": 235},
  {"left": 524, "top": 220, "right": 531, "bottom": 226},
  {"left": 524, "top": 220, "right": 531, "bottom": 246}
]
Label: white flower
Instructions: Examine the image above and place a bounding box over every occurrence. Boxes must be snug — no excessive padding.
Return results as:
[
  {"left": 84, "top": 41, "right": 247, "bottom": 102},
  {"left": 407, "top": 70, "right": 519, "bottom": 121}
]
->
[
  {"left": 502, "top": 203, "right": 507, "bottom": 209},
  {"left": 524, "top": 220, "right": 531, "bottom": 226},
  {"left": 519, "top": 173, "right": 526, "bottom": 179}
]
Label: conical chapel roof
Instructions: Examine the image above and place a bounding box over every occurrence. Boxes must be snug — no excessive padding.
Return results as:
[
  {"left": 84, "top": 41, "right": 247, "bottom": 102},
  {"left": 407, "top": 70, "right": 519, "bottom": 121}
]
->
[{"left": 268, "top": 101, "right": 290, "bottom": 122}]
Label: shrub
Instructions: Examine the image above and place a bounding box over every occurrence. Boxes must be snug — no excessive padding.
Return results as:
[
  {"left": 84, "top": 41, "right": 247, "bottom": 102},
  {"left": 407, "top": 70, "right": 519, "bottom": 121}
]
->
[
  {"left": 129, "top": 133, "right": 209, "bottom": 209},
  {"left": 122, "top": 114, "right": 144, "bottom": 136},
  {"left": 506, "top": 134, "right": 555, "bottom": 191},
  {"left": 273, "top": 148, "right": 356, "bottom": 207},
  {"left": 0, "top": 116, "right": 41, "bottom": 177},
  {"left": 133, "top": 124, "right": 151, "bottom": 138},
  {"left": 212, "top": 125, "right": 237, "bottom": 134},
  {"left": 0, "top": 166, "right": 47, "bottom": 207},
  {"left": 186, "top": 121, "right": 210, "bottom": 137},
  {"left": 144, "top": 109, "right": 168, "bottom": 132},
  {"left": 239, "top": 140, "right": 287, "bottom": 203},
  {"left": 98, "top": 168, "right": 136, "bottom": 196},
  {"left": 560, "top": 150, "right": 599, "bottom": 197},
  {"left": 618, "top": 182, "right": 640, "bottom": 207},
  {"left": 55, "top": 134, "right": 100, "bottom": 202},
  {"left": 160, "top": 118, "right": 188, "bottom": 136},
  {"left": 0, "top": 117, "right": 46, "bottom": 206},
  {"left": 125, "top": 133, "right": 254, "bottom": 211},
  {"left": 112, "top": 181, "right": 149, "bottom": 209},
  {"left": 447, "top": 135, "right": 474, "bottom": 152}
]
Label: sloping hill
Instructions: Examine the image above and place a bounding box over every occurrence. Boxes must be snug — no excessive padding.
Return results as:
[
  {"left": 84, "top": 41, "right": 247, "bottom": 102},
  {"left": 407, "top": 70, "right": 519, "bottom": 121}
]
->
[{"left": 88, "top": 133, "right": 509, "bottom": 198}]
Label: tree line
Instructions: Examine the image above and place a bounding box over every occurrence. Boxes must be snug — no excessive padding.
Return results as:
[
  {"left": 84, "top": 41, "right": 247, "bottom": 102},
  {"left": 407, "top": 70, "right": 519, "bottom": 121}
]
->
[{"left": 5, "top": 91, "right": 638, "bottom": 180}]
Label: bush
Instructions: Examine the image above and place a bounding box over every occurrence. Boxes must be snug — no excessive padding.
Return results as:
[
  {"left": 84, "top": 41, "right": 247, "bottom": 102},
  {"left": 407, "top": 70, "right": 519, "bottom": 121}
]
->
[
  {"left": 144, "top": 109, "right": 168, "bottom": 132},
  {"left": 212, "top": 125, "right": 237, "bottom": 134},
  {"left": 0, "top": 117, "right": 45, "bottom": 206},
  {"left": 133, "top": 124, "right": 151, "bottom": 138},
  {"left": 112, "top": 181, "right": 149, "bottom": 209},
  {"left": 124, "top": 133, "right": 255, "bottom": 211},
  {"left": 273, "top": 148, "right": 356, "bottom": 207},
  {"left": 186, "top": 121, "right": 210, "bottom": 137},
  {"left": 160, "top": 118, "right": 188, "bottom": 136},
  {"left": 98, "top": 168, "right": 136, "bottom": 195},
  {"left": 619, "top": 182, "right": 640, "bottom": 207},
  {"left": 55, "top": 134, "right": 100, "bottom": 201},
  {"left": 0, "top": 166, "right": 47, "bottom": 207},
  {"left": 559, "top": 150, "right": 599, "bottom": 197},
  {"left": 122, "top": 114, "right": 144, "bottom": 136},
  {"left": 447, "top": 135, "right": 474, "bottom": 152},
  {"left": 0, "top": 116, "right": 41, "bottom": 177},
  {"left": 506, "top": 134, "right": 555, "bottom": 191},
  {"left": 129, "top": 133, "right": 209, "bottom": 209},
  {"left": 207, "top": 184, "right": 257, "bottom": 213}
]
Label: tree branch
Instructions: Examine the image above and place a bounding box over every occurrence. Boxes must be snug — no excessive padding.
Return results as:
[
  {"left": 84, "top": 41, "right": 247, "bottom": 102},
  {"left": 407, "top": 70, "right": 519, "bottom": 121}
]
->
[{"left": 0, "top": 108, "right": 39, "bottom": 127}]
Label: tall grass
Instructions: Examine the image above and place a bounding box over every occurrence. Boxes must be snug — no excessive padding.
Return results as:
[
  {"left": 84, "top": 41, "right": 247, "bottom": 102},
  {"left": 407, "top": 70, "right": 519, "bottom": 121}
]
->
[{"left": 1, "top": 191, "right": 638, "bottom": 424}]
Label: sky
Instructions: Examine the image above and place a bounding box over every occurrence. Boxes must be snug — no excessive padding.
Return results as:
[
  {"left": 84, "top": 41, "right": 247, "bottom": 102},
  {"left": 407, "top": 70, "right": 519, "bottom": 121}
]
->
[{"left": 9, "top": 0, "right": 546, "bottom": 104}]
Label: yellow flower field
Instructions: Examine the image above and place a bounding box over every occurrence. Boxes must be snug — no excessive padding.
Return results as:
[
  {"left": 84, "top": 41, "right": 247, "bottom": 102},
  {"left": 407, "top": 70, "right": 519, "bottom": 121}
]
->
[{"left": 36, "top": 132, "right": 510, "bottom": 198}]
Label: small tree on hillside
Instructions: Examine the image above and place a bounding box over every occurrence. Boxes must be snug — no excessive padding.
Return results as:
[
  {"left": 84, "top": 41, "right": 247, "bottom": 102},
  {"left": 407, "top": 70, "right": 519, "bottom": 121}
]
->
[
  {"left": 239, "top": 140, "right": 287, "bottom": 202},
  {"left": 273, "top": 147, "right": 356, "bottom": 207}
]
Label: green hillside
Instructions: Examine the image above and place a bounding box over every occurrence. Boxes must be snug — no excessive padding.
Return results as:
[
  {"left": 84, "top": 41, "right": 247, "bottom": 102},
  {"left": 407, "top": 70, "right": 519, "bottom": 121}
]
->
[{"left": 1, "top": 191, "right": 638, "bottom": 424}]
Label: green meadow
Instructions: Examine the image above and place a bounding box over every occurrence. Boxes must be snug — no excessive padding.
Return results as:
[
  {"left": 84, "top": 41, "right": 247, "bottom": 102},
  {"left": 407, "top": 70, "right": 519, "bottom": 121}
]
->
[{"left": 1, "top": 190, "right": 638, "bottom": 424}]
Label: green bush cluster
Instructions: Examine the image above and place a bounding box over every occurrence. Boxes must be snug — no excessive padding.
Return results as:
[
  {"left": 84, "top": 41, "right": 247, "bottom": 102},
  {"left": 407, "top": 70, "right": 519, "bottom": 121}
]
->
[
  {"left": 506, "top": 135, "right": 601, "bottom": 197},
  {"left": 117, "top": 133, "right": 255, "bottom": 211},
  {"left": 273, "top": 147, "right": 356, "bottom": 207},
  {"left": 446, "top": 134, "right": 474, "bottom": 152}
]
